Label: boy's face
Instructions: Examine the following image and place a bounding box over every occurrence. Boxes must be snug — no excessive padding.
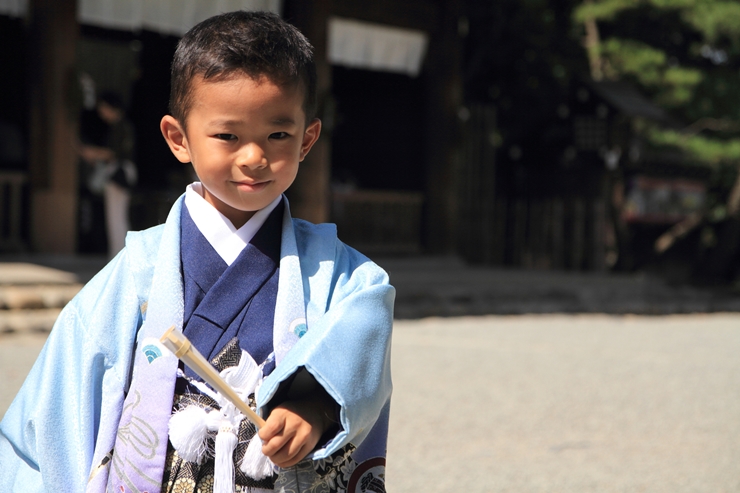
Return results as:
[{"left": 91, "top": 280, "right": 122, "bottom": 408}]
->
[{"left": 161, "top": 74, "right": 321, "bottom": 228}]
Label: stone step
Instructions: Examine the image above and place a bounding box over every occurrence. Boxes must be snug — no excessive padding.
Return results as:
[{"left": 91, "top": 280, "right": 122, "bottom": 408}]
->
[
  {"left": 0, "top": 285, "right": 83, "bottom": 310},
  {"left": 0, "top": 308, "right": 62, "bottom": 334},
  {"left": 0, "top": 262, "right": 81, "bottom": 284}
]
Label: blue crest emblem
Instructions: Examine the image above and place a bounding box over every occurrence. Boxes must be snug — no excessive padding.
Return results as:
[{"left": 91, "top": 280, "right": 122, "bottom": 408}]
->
[
  {"left": 290, "top": 318, "right": 308, "bottom": 338},
  {"left": 293, "top": 323, "right": 308, "bottom": 338},
  {"left": 142, "top": 344, "right": 162, "bottom": 363}
]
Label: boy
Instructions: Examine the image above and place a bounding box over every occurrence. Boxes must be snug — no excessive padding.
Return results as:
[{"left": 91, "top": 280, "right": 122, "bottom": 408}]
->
[{"left": 0, "top": 11, "right": 394, "bottom": 493}]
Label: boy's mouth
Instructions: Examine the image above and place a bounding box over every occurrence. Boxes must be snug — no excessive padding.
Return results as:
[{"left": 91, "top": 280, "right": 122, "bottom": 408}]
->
[{"left": 233, "top": 180, "right": 269, "bottom": 192}]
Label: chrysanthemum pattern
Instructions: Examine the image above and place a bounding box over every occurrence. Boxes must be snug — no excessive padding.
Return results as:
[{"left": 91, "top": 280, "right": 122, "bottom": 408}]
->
[
  {"left": 273, "top": 443, "right": 359, "bottom": 493},
  {"left": 171, "top": 477, "right": 196, "bottom": 493}
]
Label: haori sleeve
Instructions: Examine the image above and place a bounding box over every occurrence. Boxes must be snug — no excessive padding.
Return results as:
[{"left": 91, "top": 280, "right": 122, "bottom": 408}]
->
[
  {"left": 0, "top": 248, "right": 142, "bottom": 492},
  {"left": 259, "top": 239, "right": 395, "bottom": 459}
]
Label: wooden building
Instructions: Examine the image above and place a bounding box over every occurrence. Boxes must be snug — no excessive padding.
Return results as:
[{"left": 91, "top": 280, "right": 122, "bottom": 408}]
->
[
  {"left": 458, "top": 79, "right": 708, "bottom": 272},
  {"left": 3, "top": 0, "right": 696, "bottom": 272},
  {"left": 0, "top": 0, "right": 464, "bottom": 256}
]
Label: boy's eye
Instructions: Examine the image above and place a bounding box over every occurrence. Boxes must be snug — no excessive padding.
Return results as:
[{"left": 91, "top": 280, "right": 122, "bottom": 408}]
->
[
  {"left": 269, "top": 132, "right": 289, "bottom": 140},
  {"left": 215, "top": 134, "right": 237, "bottom": 141}
]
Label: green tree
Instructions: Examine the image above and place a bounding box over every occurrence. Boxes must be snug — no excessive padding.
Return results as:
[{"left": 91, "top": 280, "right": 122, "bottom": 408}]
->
[
  {"left": 574, "top": 0, "right": 740, "bottom": 278},
  {"left": 574, "top": 0, "right": 740, "bottom": 160}
]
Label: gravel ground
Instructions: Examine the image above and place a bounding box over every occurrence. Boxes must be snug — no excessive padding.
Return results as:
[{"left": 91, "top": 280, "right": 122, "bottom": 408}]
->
[
  {"left": 2, "top": 314, "right": 739, "bottom": 492},
  {"left": 0, "top": 332, "right": 47, "bottom": 418},
  {"left": 387, "top": 314, "right": 740, "bottom": 493}
]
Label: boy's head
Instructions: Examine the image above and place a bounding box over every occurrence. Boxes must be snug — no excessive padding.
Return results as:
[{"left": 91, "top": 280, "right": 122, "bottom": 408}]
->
[
  {"left": 160, "top": 11, "right": 322, "bottom": 229},
  {"left": 169, "top": 10, "right": 317, "bottom": 128}
]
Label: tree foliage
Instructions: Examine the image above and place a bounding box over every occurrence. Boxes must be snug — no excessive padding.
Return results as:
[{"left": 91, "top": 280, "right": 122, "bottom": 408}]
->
[
  {"left": 575, "top": 0, "right": 740, "bottom": 46},
  {"left": 462, "top": 0, "right": 590, "bottom": 196},
  {"left": 573, "top": 0, "right": 740, "bottom": 167}
]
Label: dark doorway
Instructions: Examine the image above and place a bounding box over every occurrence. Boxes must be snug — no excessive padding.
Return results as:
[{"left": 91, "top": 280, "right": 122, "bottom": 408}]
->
[
  {"left": 329, "top": 66, "right": 427, "bottom": 254},
  {"left": 331, "top": 66, "right": 427, "bottom": 192}
]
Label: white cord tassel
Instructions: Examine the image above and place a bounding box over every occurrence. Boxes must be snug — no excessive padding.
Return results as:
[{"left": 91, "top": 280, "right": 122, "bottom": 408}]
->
[
  {"left": 163, "top": 344, "right": 276, "bottom": 485},
  {"left": 240, "top": 432, "right": 276, "bottom": 480},
  {"left": 168, "top": 406, "right": 210, "bottom": 464},
  {"left": 213, "top": 423, "right": 239, "bottom": 493}
]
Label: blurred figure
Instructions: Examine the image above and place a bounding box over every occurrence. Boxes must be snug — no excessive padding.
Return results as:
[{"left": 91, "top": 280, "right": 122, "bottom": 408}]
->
[{"left": 78, "top": 91, "right": 137, "bottom": 257}]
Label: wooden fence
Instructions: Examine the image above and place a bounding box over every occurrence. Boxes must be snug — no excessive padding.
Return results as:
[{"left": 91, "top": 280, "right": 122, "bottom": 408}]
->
[
  {"left": 456, "top": 104, "right": 610, "bottom": 270},
  {"left": 331, "top": 189, "right": 424, "bottom": 254},
  {"left": 459, "top": 193, "right": 609, "bottom": 271},
  {"left": 502, "top": 196, "right": 608, "bottom": 270},
  {"left": 457, "top": 104, "right": 499, "bottom": 264}
]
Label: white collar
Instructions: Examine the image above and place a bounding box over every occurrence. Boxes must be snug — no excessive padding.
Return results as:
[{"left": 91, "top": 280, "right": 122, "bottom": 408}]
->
[{"left": 183, "top": 182, "right": 282, "bottom": 266}]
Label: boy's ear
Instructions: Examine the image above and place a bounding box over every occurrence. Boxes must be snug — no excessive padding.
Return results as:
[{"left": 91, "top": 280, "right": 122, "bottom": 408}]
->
[
  {"left": 160, "top": 115, "right": 192, "bottom": 163},
  {"left": 299, "top": 118, "right": 322, "bottom": 162}
]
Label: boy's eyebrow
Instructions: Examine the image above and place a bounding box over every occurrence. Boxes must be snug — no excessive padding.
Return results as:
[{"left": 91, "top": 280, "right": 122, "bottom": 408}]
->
[
  {"left": 270, "top": 117, "right": 297, "bottom": 125},
  {"left": 207, "top": 118, "right": 243, "bottom": 127},
  {"left": 207, "top": 117, "right": 297, "bottom": 126}
]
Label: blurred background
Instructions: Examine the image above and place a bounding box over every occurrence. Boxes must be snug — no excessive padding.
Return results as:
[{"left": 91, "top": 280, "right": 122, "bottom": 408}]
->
[{"left": 1, "top": 0, "right": 740, "bottom": 284}]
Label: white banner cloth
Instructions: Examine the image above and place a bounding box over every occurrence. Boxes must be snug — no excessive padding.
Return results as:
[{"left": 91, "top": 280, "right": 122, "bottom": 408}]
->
[
  {"left": 327, "top": 16, "right": 429, "bottom": 77},
  {"left": 0, "top": 0, "right": 281, "bottom": 36}
]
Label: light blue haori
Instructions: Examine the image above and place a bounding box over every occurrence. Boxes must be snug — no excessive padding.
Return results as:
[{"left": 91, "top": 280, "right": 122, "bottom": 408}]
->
[{"left": 0, "top": 194, "right": 395, "bottom": 493}]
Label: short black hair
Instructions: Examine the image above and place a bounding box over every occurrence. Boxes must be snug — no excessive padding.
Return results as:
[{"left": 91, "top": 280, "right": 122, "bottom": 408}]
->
[{"left": 169, "top": 11, "right": 317, "bottom": 128}]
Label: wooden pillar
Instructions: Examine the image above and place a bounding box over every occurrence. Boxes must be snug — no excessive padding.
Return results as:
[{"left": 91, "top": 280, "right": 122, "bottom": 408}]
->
[
  {"left": 283, "top": 0, "right": 332, "bottom": 224},
  {"left": 424, "top": 0, "right": 463, "bottom": 254},
  {"left": 27, "top": 0, "right": 79, "bottom": 253}
]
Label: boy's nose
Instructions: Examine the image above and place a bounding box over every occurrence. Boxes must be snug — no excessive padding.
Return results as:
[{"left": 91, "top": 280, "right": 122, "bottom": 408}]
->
[{"left": 236, "top": 143, "right": 268, "bottom": 169}]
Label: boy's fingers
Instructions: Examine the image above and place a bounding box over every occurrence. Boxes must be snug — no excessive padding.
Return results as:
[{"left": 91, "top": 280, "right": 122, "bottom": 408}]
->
[
  {"left": 259, "top": 408, "right": 290, "bottom": 441},
  {"left": 258, "top": 418, "right": 283, "bottom": 441},
  {"left": 267, "top": 425, "right": 319, "bottom": 468},
  {"left": 267, "top": 428, "right": 312, "bottom": 468},
  {"left": 258, "top": 403, "right": 324, "bottom": 467},
  {"left": 261, "top": 425, "right": 295, "bottom": 457}
]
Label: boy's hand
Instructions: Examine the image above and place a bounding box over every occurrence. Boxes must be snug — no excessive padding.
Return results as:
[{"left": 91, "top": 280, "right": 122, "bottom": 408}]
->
[{"left": 258, "top": 394, "right": 336, "bottom": 468}]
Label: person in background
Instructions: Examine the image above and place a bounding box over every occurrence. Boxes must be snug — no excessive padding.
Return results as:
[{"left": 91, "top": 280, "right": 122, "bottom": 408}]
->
[{"left": 79, "top": 91, "right": 137, "bottom": 257}]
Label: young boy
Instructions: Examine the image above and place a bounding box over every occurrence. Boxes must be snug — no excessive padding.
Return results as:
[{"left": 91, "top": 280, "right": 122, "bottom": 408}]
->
[{"left": 0, "top": 11, "right": 394, "bottom": 493}]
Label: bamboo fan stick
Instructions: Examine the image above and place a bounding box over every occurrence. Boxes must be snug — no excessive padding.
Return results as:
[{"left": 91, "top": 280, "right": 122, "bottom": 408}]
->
[{"left": 160, "top": 325, "right": 266, "bottom": 429}]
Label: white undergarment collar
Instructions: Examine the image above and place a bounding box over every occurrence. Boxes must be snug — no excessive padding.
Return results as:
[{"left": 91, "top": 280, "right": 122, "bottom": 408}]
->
[{"left": 183, "top": 182, "right": 281, "bottom": 266}]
